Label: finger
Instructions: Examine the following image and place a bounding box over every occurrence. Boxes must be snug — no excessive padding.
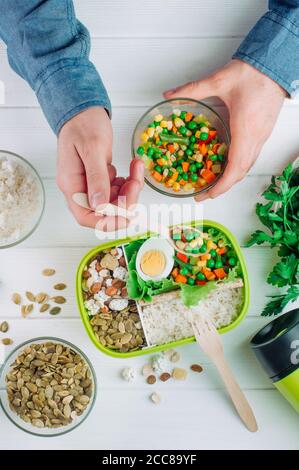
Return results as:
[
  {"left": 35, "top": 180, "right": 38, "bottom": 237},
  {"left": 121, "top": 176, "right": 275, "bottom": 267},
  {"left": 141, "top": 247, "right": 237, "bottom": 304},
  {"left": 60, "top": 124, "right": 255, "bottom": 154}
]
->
[
  {"left": 117, "top": 158, "right": 144, "bottom": 208},
  {"left": 163, "top": 77, "right": 216, "bottom": 100},
  {"left": 108, "top": 164, "right": 117, "bottom": 182},
  {"left": 83, "top": 147, "right": 111, "bottom": 209},
  {"left": 194, "top": 135, "right": 253, "bottom": 202}
]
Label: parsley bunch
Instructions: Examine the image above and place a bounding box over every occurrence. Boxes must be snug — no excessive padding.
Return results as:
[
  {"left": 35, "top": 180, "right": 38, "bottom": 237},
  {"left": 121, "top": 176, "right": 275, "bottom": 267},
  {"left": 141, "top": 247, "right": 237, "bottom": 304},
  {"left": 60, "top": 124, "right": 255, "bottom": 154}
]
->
[{"left": 247, "top": 161, "right": 299, "bottom": 316}]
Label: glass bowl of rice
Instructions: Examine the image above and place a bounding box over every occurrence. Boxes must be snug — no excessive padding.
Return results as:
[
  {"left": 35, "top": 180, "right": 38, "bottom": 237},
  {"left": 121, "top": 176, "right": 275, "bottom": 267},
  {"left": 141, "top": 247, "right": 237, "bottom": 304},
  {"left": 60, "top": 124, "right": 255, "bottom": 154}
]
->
[{"left": 0, "top": 150, "right": 45, "bottom": 249}]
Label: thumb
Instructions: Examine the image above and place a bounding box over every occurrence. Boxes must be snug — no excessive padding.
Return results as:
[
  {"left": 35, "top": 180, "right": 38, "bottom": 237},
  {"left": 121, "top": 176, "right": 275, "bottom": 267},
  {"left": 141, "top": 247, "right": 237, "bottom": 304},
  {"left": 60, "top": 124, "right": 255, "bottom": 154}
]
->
[
  {"left": 84, "top": 150, "right": 111, "bottom": 209},
  {"left": 164, "top": 77, "right": 215, "bottom": 101}
]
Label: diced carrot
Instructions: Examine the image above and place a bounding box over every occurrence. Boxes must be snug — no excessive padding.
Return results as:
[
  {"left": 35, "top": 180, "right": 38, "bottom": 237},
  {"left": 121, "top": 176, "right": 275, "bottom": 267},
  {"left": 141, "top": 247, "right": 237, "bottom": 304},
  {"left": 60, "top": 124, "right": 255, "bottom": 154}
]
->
[
  {"left": 201, "top": 169, "right": 216, "bottom": 184},
  {"left": 167, "top": 144, "right": 175, "bottom": 153},
  {"left": 212, "top": 143, "right": 220, "bottom": 153},
  {"left": 175, "top": 274, "right": 187, "bottom": 284},
  {"left": 172, "top": 171, "right": 179, "bottom": 182},
  {"left": 182, "top": 161, "right": 190, "bottom": 172},
  {"left": 185, "top": 112, "right": 193, "bottom": 122},
  {"left": 165, "top": 179, "right": 174, "bottom": 187},
  {"left": 209, "top": 130, "right": 217, "bottom": 139},
  {"left": 152, "top": 171, "right": 163, "bottom": 182},
  {"left": 172, "top": 125, "right": 177, "bottom": 133},
  {"left": 200, "top": 143, "right": 207, "bottom": 155},
  {"left": 214, "top": 268, "right": 227, "bottom": 279},
  {"left": 216, "top": 247, "right": 227, "bottom": 255},
  {"left": 206, "top": 160, "right": 213, "bottom": 170},
  {"left": 200, "top": 254, "right": 210, "bottom": 261},
  {"left": 177, "top": 252, "right": 188, "bottom": 263},
  {"left": 202, "top": 267, "right": 216, "bottom": 280},
  {"left": 181, "top": 234, "right": 187, "bottom": 243},
  {"left": 171, "top": 267, "right": 179, "bottom": 278},
  {"left": 196, "top": 279, "right": 206, "bottom": 286},
  {"left": 156, "top": 158, "right": 166, "bottom": 166},
  {"left": 179, "top": 178, "right": 186, "bottom": 185}
]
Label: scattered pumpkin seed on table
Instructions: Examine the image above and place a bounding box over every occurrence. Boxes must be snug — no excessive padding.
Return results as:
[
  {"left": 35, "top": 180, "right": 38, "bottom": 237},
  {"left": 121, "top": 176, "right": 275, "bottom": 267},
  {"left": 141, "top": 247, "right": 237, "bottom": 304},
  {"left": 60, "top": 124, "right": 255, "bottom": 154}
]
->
[
  {"left": 190, "top": 364, "right": 203, "bottom": 373},
  {"left": 150, "top": 392, "right": 161, "bottom": 405},
  {"left": 172, "top": 367, "right": 188, "bottom": 381},
  {"left": 12, "top": 293, "right": 21, "bottom": 305},
  {"left": 54, "top": 283, "right": 67, "bottom": 291},
  {"left": 25, "top": 291, "right": 35, "bottom": 302},
  {"left": 2, "top": 338, "right": 13, "bottom": 345},
  {"left": 160, "top": 372, "right": 171, "bottom": 382},
  {"left": 51, "top": 296, "right": 66, "bottom": 304},
  {"left": 49, "top": 306, "right": 61, "bottom": 316},
  {"left": 36, "top": 292, "right": 49, "bottom": 304},
  {"left": 42, "top": 268, "right": 56, "bottom": 276},
  {"left": 0, "top": 321, "right": 9, "bottom": 333},
  {"left": 39, "top": 303, "right": 50, "bottom": 313}
]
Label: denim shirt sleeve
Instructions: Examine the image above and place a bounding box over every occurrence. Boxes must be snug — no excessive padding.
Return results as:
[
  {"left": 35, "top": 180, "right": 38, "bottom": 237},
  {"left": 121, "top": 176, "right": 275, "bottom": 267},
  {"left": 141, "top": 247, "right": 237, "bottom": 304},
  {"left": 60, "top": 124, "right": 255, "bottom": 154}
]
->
[
  {"left": 0, "top": 0, "right": 111, "bottom": 134},
  {"left": 233, "top": 0, "right": 299, "bottom": 97}
]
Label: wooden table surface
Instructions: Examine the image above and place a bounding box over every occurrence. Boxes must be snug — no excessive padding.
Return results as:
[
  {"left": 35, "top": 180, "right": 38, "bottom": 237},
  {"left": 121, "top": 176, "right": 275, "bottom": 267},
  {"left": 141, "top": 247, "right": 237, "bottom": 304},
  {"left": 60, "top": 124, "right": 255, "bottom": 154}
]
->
[{"left": 0, "top": 0, "right": 298, "bottom": 450}]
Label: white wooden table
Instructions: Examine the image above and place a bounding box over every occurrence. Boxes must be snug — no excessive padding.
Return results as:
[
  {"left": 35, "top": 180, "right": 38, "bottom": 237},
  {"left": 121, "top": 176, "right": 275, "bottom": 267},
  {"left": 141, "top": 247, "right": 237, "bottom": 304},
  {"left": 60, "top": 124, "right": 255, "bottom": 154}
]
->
[{"left": 0, "top": 0, "right": 298, "bottom": 450}]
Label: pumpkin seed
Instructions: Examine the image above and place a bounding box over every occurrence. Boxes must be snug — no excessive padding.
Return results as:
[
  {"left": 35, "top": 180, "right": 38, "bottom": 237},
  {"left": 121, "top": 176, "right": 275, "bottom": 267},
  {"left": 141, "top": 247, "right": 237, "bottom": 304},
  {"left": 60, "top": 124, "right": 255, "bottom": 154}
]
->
[
  {"left": 12, "top": 293, "right": 22, "bottom": 305},
  {"left": 54, "top": 283, "right": 67, "bottom": 291},
  {"left": 170, "top": 352, "right": 181, "bottom": 363},
  {"left": 25, "top": 291, "right": 35, "bottom": 302},
  {"left": 160, "top": 372, "right": 171, "bottom": 382},
  {"left": 40, "top": 303, "right": 50, "bottom": 313},
  {"left": 51, "top": 296, "right": 66, "bottom": 304},
  {"left": 49, "top": 307, "right": 61, "bottom": 316},
  {"left": 36, "top": 292, "right": 49, "bottom": 304},
  {"left": 0, "top": 321, "right": 9, "bottom": 333},
  {"left": 42, "top": 268, "right": 56, "bottom": 276},
  {"left": 2, "top": 338, "right": 13, "bottom": 345}
]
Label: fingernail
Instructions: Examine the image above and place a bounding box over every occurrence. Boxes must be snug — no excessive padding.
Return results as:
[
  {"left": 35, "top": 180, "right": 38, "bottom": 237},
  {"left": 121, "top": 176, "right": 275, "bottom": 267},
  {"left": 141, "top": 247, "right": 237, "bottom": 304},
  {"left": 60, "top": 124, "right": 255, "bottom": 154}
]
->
[
  {"left": 165, "top": 88, "right": 177, "bottom": 95},
  {"left": 92, "top": 192, "right": 104, "bottom": 209}
]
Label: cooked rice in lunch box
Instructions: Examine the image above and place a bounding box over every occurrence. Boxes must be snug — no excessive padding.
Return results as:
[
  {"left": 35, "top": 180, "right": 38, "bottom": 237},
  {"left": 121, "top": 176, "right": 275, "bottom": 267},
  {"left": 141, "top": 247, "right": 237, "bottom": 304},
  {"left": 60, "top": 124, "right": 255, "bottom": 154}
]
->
[{"left": 140, "top": 284, "right": 244, "bottom": 346}]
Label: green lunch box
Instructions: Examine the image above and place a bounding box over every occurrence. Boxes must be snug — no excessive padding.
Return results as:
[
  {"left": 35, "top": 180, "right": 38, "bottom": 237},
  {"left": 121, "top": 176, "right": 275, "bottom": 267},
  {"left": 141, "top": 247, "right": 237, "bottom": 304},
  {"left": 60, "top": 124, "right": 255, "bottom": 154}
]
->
[
  {"left": 251, "top": 308, "right": 299, "bottom": 413},
  {"left": 76, "top": 219, "right": 250, "bottom": 358}
]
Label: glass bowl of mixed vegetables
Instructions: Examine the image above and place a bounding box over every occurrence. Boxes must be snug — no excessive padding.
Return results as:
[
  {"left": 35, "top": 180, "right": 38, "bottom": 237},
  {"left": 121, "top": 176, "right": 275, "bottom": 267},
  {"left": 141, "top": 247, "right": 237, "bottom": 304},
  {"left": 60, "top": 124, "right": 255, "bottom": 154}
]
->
[{"left": 132, "top": 98, "right": 230, "bottom": 197}]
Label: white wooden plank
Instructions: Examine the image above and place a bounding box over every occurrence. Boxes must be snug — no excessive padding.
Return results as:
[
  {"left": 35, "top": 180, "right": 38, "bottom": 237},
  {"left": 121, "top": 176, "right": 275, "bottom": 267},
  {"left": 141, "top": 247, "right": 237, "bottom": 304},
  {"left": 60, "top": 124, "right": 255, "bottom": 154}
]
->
[
  {"left": 0, "top": 37, "right": 242, "bottom": 106},
  {"left": 0, "top": 175, "right": 270, "bottom": 247},
  {"left": 73, "top": 0, "right": 267, "bottom": 38},
  {"left": 0, "top": 247, "right": 280, "bottom": 320},
  {"left": 0, "top": 106, "right": 297, "bottom": 178},
  {"left": 0, "top": 317, "right": 280, "bottom": 391}
]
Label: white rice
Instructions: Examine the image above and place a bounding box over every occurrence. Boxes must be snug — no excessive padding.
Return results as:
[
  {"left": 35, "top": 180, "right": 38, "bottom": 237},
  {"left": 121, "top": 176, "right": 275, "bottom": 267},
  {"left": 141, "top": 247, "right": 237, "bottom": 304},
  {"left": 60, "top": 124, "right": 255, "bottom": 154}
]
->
[{"left": 141, "top": 286, "right": 244, "bottom": 346}]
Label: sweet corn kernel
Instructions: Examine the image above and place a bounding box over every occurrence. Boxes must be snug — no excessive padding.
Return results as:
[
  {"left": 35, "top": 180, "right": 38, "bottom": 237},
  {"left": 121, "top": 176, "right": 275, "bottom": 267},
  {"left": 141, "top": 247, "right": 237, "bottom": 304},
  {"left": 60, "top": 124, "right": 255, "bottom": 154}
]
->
[
  {"left": 141, "top": 132, "right": 149, "bottom": 143},
  {"left": 174, "top": 117, "right": 185, "bottom": 128},
  {"left": 172, "top": 182, "right": 180, "bottom": 191},
  {"left": 195, "top": 130, "right": 201, "bottom": 138},
  {"left": 155, "top": 126, "right": 162, "bottom": 134},
  {"left": 154, "top": 114, "right": 163, "bottom": 122},
  {"left": 160, "top": 120, "right": 168, "bottom": 128},
  {"left": 197, "top": 260, "right": 207, "bottom": 268},
  {"left": 201, "top": 126, "right": 209, "bottom": 134},
  {"left": 167, "top": 121, "right": 173, "bottom": 130},
  {"left": 173, "top": 109, "right": 181, "bottom": 116},
  {"left": 178, "top": 150, "right": 184, "bottom": 157},
  {"left": 183, "top": 183, "right": 193, "bottom": 192},
  {"left": 147, "top": 127, "right": 155, "bottom": 137}
]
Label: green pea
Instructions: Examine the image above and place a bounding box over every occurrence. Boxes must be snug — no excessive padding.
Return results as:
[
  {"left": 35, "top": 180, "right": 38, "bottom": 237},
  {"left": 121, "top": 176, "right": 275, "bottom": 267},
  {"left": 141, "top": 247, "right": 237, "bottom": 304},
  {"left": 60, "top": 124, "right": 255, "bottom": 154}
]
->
[
  {"left": 190, "top": 174, "right": 198, "bottom": 182},
  {"left": 228, "top": 257, "right": 237, "bottom": 267},
  {"left": 198, "top": 122, "right": 206, "bottom": 129},
  {"left": 154, "top": 165, "right": 162, "bottom": 173},
  {"left": 177, "top": 166, "right": 183, "bottom": 174},
  {"left": 137, "top": 146, "right": 144, "bottom": 156},
  {"left": 196, "top": 162, "right": 203, "bottom": 169},
  {"left": 177, "top": 159, "right": 185, "bottom": 165},
  {"left": 196, "top": 272, "right": 206, "bottom": 281},
  {"left": 218, "top": 154, "right": 225, "bottom": 162},
  {"left": 192, "top": 247, "right": 200, "bottom": 254},
  {"left": 215, "top": 260, "right": 223, "bottom": 269},
  {"left": 154, "top": 121, "right": 160, "bottom": 127},
  {"left": 199, "top": 243, "right": 206, "bottom": 253},
  {"left": 179, "top": 126, "right": 187, "bottom": 135},
  {"left": 189, "top": 164, "right": 197, "bottom": 173},
  {"left": 147, "top": 147, "right": 154, "bottom": 157},
  {"left": 182, "top": 173, "right": 188, "bottom": 181},
  {"left": 190, "top": 135, "right": 196, "bottom": 143},
  {"left": 187, "top": 121, "right": 197, "bottom": 130},
  {"left": 162, "top": 128, "right": 168, "bottom": 134},
  {"left": 209, "top": 249, "right": 217, "bottom": 257},
  {"left": 188, "top": 143, "right": 195, "bottom": 151},
  {"left": 184, "top": 230, "right": 194, "bottom": 241},
  {"left": 148, "top": 122, "right": 155, "bottom": 128},
  {"left": 156, "top": 140, "right": 162, "bottom": 146},
  {"left": 185, "top": 149, "right": 193, "bottom": 156},
  {"left": 171, "top": 114, "right": 177, "bottom": 120},
  {"left": 227, "top": 250, "right": 235, "bottom": 258},
  {"left": 180, "top": 111, "right": 187, "bottom": 120},
  {"left": 206, "top": 259, "right": 215, "bottom": 268},
  {"left": 210, "top": 154, "right": 218, "bottom": 162},
  {"left": 172, "top": 161, "right": 178, "bottom": 168},
  {"left": 185, "top": 245, "right": 193, "bottom": 253},
  {"left": 187, "top": 277, "right": 195, "bottom": 285},
  {"left": 180, "top": 267, "right": 189, "bottom": 276},
  {"left": 200, "top": 132, "right": 209, "bottom": 141}
]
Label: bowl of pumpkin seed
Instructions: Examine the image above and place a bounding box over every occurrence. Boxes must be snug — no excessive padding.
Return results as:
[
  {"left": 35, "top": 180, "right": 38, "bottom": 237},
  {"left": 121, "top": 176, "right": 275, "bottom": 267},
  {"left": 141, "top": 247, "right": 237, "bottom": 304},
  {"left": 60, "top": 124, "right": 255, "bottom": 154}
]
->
[{"left": 0, "top": 337, "right": 97, "bottom": 436}]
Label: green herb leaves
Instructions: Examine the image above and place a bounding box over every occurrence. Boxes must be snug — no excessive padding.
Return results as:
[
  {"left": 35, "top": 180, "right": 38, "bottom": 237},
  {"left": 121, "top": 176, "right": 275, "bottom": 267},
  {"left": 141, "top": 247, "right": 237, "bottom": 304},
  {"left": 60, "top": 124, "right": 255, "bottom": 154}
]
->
[{"left": 247, "top": 160, "right": 299, "bottom": 316}]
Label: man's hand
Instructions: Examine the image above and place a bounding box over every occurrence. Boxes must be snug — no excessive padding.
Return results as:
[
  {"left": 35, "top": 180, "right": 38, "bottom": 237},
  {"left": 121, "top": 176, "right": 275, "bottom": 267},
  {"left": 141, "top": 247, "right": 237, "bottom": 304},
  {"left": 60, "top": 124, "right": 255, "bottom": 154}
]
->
[
  {"left": 57, "top": 107, "right": 144, "bottom": 230},
  {"left": 164, "top": 60, "right": 286, "bottom": 201}
]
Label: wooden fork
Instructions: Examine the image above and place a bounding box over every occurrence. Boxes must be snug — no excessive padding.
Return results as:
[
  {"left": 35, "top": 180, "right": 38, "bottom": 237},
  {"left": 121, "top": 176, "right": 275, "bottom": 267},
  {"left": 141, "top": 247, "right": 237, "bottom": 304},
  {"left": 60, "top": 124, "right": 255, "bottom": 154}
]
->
[{"left": 192, "top": 314, "right": 258, "bottom": 433}]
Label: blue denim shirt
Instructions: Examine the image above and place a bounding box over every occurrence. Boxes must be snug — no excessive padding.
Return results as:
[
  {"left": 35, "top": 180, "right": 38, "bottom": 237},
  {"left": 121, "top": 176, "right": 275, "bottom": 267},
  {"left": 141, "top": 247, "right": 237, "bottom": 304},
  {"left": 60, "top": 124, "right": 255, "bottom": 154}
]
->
[
  {"left": 0, "top": 0, "right": 111, "bottom": 134},
  {"left": 233, "top": 0, "right": 299, "bottom": 96},
  {"left": 0, "top": 1, "right": 298, "bottom": 135}
]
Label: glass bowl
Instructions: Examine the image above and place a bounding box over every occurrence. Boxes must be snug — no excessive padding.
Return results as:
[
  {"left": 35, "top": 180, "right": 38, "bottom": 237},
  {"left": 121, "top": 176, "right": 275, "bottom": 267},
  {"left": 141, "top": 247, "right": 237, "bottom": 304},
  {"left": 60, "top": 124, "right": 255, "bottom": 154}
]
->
[
  {"left": 0, "top": 150, "right": 45, "bottom": 249},
  {"left": 132, "top": 98, "right": 230, "bottom": 198},
  {"left": 0, "top": 337, "right": 97, "bottom": 437}
]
